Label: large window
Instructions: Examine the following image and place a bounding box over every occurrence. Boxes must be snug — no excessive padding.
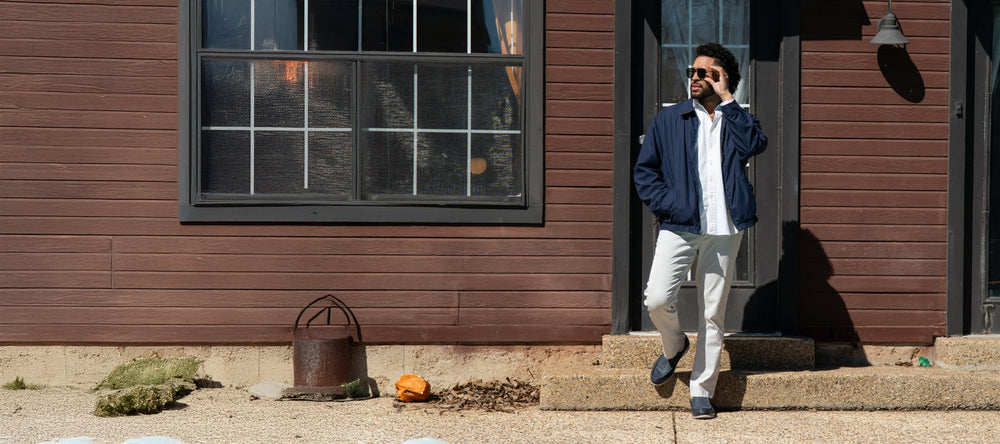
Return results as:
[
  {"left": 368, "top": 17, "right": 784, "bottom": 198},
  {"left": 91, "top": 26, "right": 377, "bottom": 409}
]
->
[{"left": 179, "top": 0, "right": 542, "bottom": 223}]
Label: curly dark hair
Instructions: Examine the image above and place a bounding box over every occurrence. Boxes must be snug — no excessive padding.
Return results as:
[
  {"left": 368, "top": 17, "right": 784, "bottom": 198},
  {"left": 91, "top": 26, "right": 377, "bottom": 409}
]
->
[{"left": 695, "top": 42, "right": 741, "bottom": 94}]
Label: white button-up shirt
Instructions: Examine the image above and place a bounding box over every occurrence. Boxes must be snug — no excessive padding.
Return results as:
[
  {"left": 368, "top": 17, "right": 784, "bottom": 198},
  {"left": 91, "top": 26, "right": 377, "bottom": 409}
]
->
[{"left": 693, "top": 100, "right": 738, "bottom": 235}]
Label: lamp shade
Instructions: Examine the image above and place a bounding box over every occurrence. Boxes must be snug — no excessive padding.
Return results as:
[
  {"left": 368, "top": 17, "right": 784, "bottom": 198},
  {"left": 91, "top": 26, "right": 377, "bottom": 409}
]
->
[{"left": 871, "top": 12, "right": 908, "bottom": 45}]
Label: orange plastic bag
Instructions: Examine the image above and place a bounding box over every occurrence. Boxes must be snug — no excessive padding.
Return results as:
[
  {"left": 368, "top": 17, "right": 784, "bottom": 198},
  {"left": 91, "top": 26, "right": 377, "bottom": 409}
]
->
[{"left": 395, "top": 374, "right": 431, "bottom": 402}]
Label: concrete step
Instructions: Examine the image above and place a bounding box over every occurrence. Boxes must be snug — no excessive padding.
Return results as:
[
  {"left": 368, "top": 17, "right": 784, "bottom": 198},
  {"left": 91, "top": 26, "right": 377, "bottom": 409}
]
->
[
  {"left": 601, "top": 333, "right": 815, "bottom": 371},
  {"left": 540, "top": 365, "right": 1000, "bottom": 411},
  {"left": 935, "top": 336, "right": 1000, "bottom": 371}
]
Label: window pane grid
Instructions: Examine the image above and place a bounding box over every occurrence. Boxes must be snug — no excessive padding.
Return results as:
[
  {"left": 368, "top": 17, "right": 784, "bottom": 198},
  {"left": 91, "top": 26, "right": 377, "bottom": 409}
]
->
[{"left": 198, "top": 0, "right": 524, "bottom": 204}]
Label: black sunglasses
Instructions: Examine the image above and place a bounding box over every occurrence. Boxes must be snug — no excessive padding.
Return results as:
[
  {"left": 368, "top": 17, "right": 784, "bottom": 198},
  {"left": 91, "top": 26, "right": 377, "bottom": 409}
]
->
[{"left": 685, "top": 66, "right": 711, "bottom": 80}]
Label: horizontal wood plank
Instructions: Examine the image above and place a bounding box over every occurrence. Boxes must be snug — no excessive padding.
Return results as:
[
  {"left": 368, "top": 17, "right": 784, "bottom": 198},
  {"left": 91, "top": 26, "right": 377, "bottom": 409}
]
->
[
  {"left": 546, "top": 66, "right": 613, "bottom": 83},
  {"left": 0, "top": 271, "right": 111, "bottom": 288},
  {"left": 803, "top": 258, "right": 945, "bottom": 276},
  {"left": 0, "top": 218, "right": 614, "bottom": 239},
  {"left": 460, "top": 308, "right": 608, "bottom": 325},
  {"left": 546, "top": 152, "right": 612, "bottom": 170},
  {"left": 545, "top": 31, "right": 614, "bottom": 49},
  {"left": 545, "top": 135, "right": 613, "bottom": 153},
  {"left": 0, "top": 109, "right": 176, "bottom": 130},
  {"left": 546, "top": 100, "right": 613, "bottom": 118},
  {"left": 546, "top": 13, "right": 614, "bottom": 32},
  {"left": 801, "top": 52, "right": 950, "bottom": 72},
  {"left": 801, "top": 223, "right": 945, "bottom": 243},
  {"left": 546, "top": 204, "right": 613, "bottom": 222},
  {"left": 0, "top": 3, "right": 177, "bottom": 24},
  {"left": 546, "top": 187, "right": 612, "bottom": 205},
  {"left": 0, "top": 235, "right": 111, "bottom": 253},
  {"left": 0, "top": 128, "right": 177, "bottom": 148},
  {"left": 802, "top": 122, "right": 948, "bottom": 140},
  {"left": 545, "top": 83, "right": 613, "bottom": 101},
  {"left": 0, "top": 73, "right": 177, "bottom": 95},
  {"left": 546, "top": 49, "right": 613, "bottom": 66},
  {"left": 0, "top": 324, "right": 610, "bottom": 344},
  {"left": 459, "top": 291, "right": 610, "bottom": 309},
  {"left": 0, "top": 253, "right": 111, "bottom": 271},
  {"left": 800, "top": 138, "right": 946, "bottom": 157},
  {"left": 0, "top": 20, "right": 176, "bottom": 42},
  {"left": 546, "top": 170, "right": 612, "bottom": 187},
  {"left": 800, "top": 309, "right": 944, "bottom": 327},
  {"left": 0, "top": 289, "right": 611, "bottom": 309},
  {"left": 2, "top": 307, "right": 460, "bottom": 326},
  {"left": 800, "top": 190, "right": 946, "bottom": 208},
  {"left": 0, "top": 163, "right": 175, "bottom": 181},
  {"left": 113, "top": 236, "right": 612, "bottom": 257},
  {"left": 801, "top": 69, "right": 948, "bottom": 89},
  {"left": 801, "top": 173, "right": 946, "bottom": 191},
  {"left": 111, "top": 272, "right": 612, "bottom": 292},
  {"left": 0, "top": 57, "right": 176, "bottom": 78},
  {"left": 800, "top": 207, "right": 947, "bottom": 225},
  {"left": 801, "top": 104, "right": 947, "bottom": 123},
  {"left": 112, "top": 254, "right": 611, "bottom": 274},
  {"left": 802, "top": 86, "right": 948, "bottom": 106},
  {"left": 1, "top": 180, "right": 174, "bottom": 200},
  {"left": 801, "top": 156, "right": 946, "bottom": 174},
  {"left": 802, "top": 37, "right": 950, "bottom": 54},
  {"left": 546, "top": 117, "right": 613, "bottom": 135},
  {"left": 805, "top": 276, "right": 946, "bottom": 293},
  {"left": 0, "top": 146, "right": 177, "bottom": 164},
  {"left": 546, "top": 0, "right": 613, "bottom": 15},
  {"left": 0, "top": 289, "right": 461, "bottom": 308},
  {"left": 801, "top": 241, "right": 945, "bottom": 259},
  {"left": 806, "top": 292, "right": 945, "bottom": 310}
]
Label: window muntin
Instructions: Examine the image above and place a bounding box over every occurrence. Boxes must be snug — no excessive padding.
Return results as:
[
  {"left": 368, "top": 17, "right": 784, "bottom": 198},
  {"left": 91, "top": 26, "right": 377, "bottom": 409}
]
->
[{"left": 191, "top": 0, "right": 527, "bottom": 210}]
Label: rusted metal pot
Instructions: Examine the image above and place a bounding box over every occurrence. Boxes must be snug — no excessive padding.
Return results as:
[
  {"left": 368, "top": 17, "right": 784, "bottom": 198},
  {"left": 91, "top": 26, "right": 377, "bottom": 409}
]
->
[{"left": 292, "top": 294, "right": 361, "bottom": 389}]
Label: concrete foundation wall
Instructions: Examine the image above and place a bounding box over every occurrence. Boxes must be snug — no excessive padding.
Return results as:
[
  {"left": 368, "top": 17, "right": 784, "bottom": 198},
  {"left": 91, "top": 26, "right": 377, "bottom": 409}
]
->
[{"left": 0, "top": 344, "right": 601, "bottom": 394}]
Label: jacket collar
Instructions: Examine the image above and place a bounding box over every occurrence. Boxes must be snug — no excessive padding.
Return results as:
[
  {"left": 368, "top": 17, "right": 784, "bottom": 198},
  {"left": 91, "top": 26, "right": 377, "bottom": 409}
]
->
[{"left": 677, "top": 99, "right": 697, "bottom": 116}]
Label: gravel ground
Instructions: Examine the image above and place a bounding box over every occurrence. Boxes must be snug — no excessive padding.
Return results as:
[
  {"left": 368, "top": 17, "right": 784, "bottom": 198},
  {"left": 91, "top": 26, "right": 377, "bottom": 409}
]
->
[{"left": 2, "top": 387, "right": 999, "bottom": 444}]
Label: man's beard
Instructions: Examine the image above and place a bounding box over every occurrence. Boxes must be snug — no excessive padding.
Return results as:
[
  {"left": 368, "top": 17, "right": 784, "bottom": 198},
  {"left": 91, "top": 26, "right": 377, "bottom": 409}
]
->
[{"left": 691, "top": 81, "right": 715, "bottom": 101}]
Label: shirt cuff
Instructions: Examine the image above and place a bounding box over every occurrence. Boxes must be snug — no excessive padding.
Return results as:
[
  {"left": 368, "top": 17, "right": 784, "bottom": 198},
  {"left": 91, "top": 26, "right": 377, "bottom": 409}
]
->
[{"left": 719, "top": 99, "right": 735, "bottom": 107}]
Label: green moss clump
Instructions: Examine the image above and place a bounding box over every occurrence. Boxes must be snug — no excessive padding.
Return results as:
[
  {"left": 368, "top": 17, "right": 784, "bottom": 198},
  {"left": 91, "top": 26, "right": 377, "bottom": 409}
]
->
[
  {"left": 3, "top": 377, "right": 43, "bottom": 390},
  {"left": 94, "top": 357, "right": 201, "bottom": 391},
  {"left": 341, "top": 379, "right": 363, "bottom": 398},
  {"left": 92, "top": 357, "right": 201, "bottom": 417}
]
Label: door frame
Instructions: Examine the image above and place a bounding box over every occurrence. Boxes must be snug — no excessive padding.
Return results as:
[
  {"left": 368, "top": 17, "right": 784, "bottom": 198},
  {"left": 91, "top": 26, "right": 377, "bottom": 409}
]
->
[
  {"left": 611, "top": 0, "right": 801, "bottom": 334},
  {"left": 947, "top": 0, "right": 999, "bottom": 335}
]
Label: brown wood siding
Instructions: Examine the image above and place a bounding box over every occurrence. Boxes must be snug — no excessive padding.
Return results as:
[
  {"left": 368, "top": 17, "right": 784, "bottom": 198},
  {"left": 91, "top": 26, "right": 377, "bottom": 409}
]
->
[
  {"left": 0, "top": 1, "right": 615, "bottom": 344},
  {"left": 798, "top": 0, "right": 948, "bottom": 344}
]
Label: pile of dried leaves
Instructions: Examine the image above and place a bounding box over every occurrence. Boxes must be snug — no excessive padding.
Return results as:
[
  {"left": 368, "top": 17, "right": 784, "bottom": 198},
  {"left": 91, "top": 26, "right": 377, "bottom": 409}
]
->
[{"left": 395, "top": 378, "right": 539, "bottom": 413}]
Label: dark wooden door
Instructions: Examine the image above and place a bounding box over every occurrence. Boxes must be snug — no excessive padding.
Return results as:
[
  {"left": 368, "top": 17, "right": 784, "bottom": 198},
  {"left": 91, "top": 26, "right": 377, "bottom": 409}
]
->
[{"left": 631, "top": 0, "right": 784, "bottom": 333}]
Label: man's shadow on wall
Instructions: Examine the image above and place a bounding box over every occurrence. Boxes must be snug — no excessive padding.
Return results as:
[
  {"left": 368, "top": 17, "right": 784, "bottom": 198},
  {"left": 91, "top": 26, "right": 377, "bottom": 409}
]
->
[{"left": 716, "top": 223, "right": 865, "bottom": 409}]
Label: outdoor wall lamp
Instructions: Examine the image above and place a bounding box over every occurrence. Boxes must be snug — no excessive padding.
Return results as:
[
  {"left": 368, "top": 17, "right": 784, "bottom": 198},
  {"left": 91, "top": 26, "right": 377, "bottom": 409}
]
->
[{"left": 871, "top": 0, "right": 908, "bottom": 45}]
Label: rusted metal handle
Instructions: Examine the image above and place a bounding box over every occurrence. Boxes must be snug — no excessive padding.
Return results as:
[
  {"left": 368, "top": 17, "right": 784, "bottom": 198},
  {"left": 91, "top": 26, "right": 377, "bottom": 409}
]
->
[{"left": 293, "top": 294, "right": 362, "bottom": 343}]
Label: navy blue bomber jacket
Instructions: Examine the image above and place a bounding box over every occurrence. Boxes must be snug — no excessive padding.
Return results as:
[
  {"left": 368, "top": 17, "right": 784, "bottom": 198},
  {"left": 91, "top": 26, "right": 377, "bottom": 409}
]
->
[{"left": 633, "top": 99, "right": 767, "bottom": 234}]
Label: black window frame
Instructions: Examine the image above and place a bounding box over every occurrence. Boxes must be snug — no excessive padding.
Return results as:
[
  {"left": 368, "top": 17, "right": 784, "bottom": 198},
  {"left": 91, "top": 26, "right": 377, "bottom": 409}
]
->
[{"left": 178, "top": 0, "right": 544, "bottom": 224}]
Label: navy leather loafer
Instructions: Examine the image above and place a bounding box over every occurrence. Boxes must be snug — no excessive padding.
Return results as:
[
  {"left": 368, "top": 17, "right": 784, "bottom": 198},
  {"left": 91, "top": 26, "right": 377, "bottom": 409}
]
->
[
  {"left": 649, "top": 335, "right": 690, "bottom": 386},
  {"left": 690, "top": 396, "right": 716, "bottom": 419}
]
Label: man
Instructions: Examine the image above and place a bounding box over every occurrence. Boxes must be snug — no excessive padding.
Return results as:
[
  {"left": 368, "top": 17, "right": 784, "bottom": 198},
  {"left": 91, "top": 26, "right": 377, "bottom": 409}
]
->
[{"left": 633, "top": 42, "right": 767, "bottom": 420}]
